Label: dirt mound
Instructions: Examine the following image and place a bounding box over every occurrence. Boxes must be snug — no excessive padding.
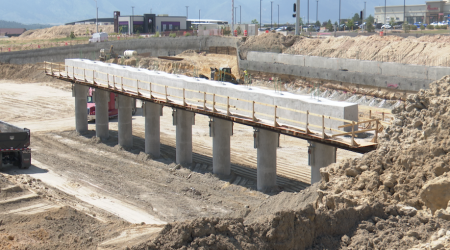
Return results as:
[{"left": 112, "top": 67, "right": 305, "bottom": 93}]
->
[
  {"left": 283, "top": 35, "right": 450, "bottom": 66},
  {"left": 0, "top": 62, "right": 59, "bottom": 82},
  {"left": 239, "top": 32, "right": 301, "bottom": 60},
  {"left": 16, "top": 24, "right": 114, "bottom": 40},
  {"left": 129, "top": 75, "right": 450, "bottom": 249},
  {"left": 179, "top": 49, "right": 198, "bottom": 56}
]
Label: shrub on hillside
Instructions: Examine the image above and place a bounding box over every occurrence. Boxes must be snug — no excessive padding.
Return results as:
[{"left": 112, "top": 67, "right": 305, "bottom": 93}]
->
[
  {"left": 410, "top": 25, "right": 418, "bottom": 30},
  {"left": 428, "top": 25, "right": 434, "bottom": 30},
  {"left": 169, "top": 33, "right": 177, "bottom": 38}
]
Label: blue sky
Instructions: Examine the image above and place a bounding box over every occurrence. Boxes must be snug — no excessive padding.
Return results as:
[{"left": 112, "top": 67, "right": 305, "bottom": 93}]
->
[{"left": 0, "top": 0, "right": 429, "bottom": 25}]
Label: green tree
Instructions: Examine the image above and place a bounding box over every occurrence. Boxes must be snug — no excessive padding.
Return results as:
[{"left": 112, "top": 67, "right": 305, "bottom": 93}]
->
[
  {"left": 366, "top": 21, "right": 374, "bottom": 32},
  {"left": 326, "top": 19, "right": 333, "bottom": 31},
  {"left": 251, "top": 19, "right": 259, "bottom": 24},
  {"left": 365, "top": 14, "right": 375, "bottom": 24},
  {"left": 403, "top": 23, "right": 410, "bottom": 33},
  {"left": 420, "top": 24, "right": 425, "bottom": 30},
  {"left": 236, "top": 26, "right": 242, "bottom": 35},
  {"left": 299, "top": 17, "right": 304, "bottom": 26},
  {"left": 389, "top": 17, "right": 396, "bottom": 27},
  {"left": 352, "top": 13, "right": 361, "bottom": 23},
  {"left": 70, "top": 31, "right": 76, "bottom": 39},
  {"left": 315, "top": 21, "right": 321, "bottom": 27},
  {"left": 347, "top": 19, "right": 354, "bottom": 30},
  {"left": 334, "top": 21, "right": 338, "bottom": 26}
]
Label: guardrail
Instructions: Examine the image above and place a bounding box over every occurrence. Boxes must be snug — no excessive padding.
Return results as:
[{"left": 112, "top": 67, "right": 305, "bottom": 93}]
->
[{"left": 44, "top": 61, "right": 387, "bottom": 152}]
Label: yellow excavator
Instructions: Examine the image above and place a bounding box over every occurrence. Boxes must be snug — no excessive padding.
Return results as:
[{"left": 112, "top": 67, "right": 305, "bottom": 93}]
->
[
  {"left": 99, "top": 45, "right": 118, "bottom": 62},
  {"left": 210, "top": 67, "right": 240, "bottom": 84}
]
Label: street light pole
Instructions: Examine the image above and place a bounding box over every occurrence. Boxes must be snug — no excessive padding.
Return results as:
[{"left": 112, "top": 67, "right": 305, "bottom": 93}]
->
[
  {"left": 295, "top": 0, "right": 300, "bottom": 35},
  {"left": 94, "top": 0, "right": 98, "bottom": 33},
  {"left": 240, "top": 5, "right": 242, "bottom": 24},
  {"left": 271, "top": 1, "right": 273, "bottom": 29},
  {"left": 385, "top": 0, "right": 387, "bottom": 25},
  {"left": 131, "top": 6, "right": 134, "bottom": 35},
  {"left": 339, "top": 0, "right": 341, "bottom": 26},
  {"left": 235, "top": 7, "right": 238, "bottom": 24},
  {"left": 316, "top": 0, "right": 319, "bottom": 24},
  {"left": 278, "top": 4, "right": 279, "bottom": 28},
  {"left": 307, "top": 0, "right": 309, "bottom": 26},
  {"left": 260, "top": 0, "right": 262, "bottom": 29},
  {"left": 404, "top": 0, "right": 406, "bottom": 23},
  {"left": 186, "top": 6, "right": 189, "bottom": 19}
]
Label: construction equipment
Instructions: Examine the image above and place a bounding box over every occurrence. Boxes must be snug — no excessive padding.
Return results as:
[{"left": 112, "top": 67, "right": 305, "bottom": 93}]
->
[
  {"left": 210, "top": 67, "right": 240, "bottom": 84},
  {"left": 0, "top": 121, "right": 31, "bottom": 169},
  {"left": 99, "top": 45, "right": 118, "bottom": 62}
]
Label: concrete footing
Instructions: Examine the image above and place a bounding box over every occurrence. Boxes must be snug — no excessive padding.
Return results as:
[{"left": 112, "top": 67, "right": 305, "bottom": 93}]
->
[
  {"left": 118, "top": 95, "right": 133, "bottom": 148},
  {"left": 95, "top": 89, "right": 109, "bottom": 140},
  {"left": 211, "top": 118, "right": 232, "bottom": 176},
  {"left": 309, "top": 141, "right": 336, "bottom": 184},
  {"left": 74, "top": 84, "right": 89, "bottom": 133},
  {"left": 144, "top": 102, "right": 161, "bottom": 158},
  {"left": 175, "top": 109, "right": 194, "bottom": 165},
  {"left": 256, "top": 128, "right": 278, "bottom": 191}
]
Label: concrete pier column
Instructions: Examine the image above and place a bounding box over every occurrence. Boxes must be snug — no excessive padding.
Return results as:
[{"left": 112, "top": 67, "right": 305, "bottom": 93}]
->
[
  {"left": 256, "top": 128, "right": 278, "bottom": 191},
  {"left": 74, "top": 83, "right": 89, "bottom": 133},
  {"left": 175, "top": 109, "right": 194, "bottom": 165},
  {"left": 118, "top": 95, "right": 133, "bottom": 148},
  {"left": 309, "top": 141, "right": 336, "bottom": 184},
  {"left": 144, "top": 102, "right": 161, "bottom": 158},
  {"left": 212, "top": 118, "right": 232, "bottom": 175},
  {"left": 95, "top": 89, "right": 109, "bottom": 140}
]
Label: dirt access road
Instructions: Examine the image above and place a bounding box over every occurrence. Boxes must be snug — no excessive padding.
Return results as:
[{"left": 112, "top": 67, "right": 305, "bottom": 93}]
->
[{"left": 0, "top": 79, "right": 361, "bottom": 248}]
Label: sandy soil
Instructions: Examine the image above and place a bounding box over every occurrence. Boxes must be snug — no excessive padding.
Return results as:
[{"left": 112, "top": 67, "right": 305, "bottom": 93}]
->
[{"left": 0, "top": 69, "right": 362, "bottom": 248}]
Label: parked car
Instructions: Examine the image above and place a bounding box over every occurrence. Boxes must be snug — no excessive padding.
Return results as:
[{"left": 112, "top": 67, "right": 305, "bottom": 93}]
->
[
  {"left": 414, "top": 22, "right": 427, "bottom": 28},
  {"left": 381, "top": 24, "right": 392, "bottom": 29},
  {"left": 375, "top": 23, "right": 383, "bottom": 29},
  {"left": 338, "top": 24, "right": 348, "bottom": 31}
]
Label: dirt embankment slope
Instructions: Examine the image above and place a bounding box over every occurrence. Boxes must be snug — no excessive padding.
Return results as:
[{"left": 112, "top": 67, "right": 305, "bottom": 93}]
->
[
  {"left": 16, "top": 24, "right": 114, "bottom": 40},
  {"left": 132, "top": 76, "right": 450, "bottom": 249},
  {"left": 240, "top": 32, "right": 450, "bottom": 67}
]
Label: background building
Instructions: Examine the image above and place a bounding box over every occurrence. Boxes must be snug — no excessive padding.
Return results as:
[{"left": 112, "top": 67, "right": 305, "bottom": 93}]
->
[
  {"left": 375, "top": 0, "right": 450, "bottom": 24},
  {"left": 117, "top": 13, "right": 188, "bottom": 35}
]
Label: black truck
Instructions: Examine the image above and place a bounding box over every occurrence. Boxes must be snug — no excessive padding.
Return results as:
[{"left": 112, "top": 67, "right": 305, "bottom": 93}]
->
[{"left": 0, "top": 120, "right": 31, "bottom": 169}]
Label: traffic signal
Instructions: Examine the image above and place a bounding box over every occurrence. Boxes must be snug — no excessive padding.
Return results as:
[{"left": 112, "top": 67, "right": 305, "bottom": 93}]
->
[
  {"left": 294, "top": 3, "right": 297, "bottom": 12},
  {"left": 360, "top": 11, "right": 363, "bottom": 20},
  {"left": 293, "top": 14, "right": 296, "bottom": 18}
]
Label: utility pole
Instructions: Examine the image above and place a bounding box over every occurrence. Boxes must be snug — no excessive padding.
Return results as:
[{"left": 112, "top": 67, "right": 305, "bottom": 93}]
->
[
  {"left": 316, "top": 0, "right": 319, "bottom": 24},
  {"left": 278, "top": 4, "right": 279, "bottom": 28},
  {"left": 186, "top": 6, "right": 189, "bottom": 19},
  {"left": 295, "top": 0, "right": 300, "bottom": 35},
  {"left": 271, "top": 1, "right": 273, "bottom": 29},
  {"left": 131, "top": 6, "right": 134, "bottom": 35},
  {"left": 235, "top": 7, "right": 238, "bottom": 24}
]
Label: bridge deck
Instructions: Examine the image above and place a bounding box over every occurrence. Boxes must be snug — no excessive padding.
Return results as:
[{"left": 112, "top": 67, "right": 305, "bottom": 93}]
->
[{"left": 44, "top": 62, "right": 380, "bottom": 154}]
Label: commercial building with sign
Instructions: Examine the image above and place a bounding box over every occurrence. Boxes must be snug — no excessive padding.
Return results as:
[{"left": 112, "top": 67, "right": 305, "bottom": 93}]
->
[
  {"left": 115, "top": 12, "right": 188, "bottom": 35},
  {"left": 375, "top": 0, "right": 450, "bottom": 24}
]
